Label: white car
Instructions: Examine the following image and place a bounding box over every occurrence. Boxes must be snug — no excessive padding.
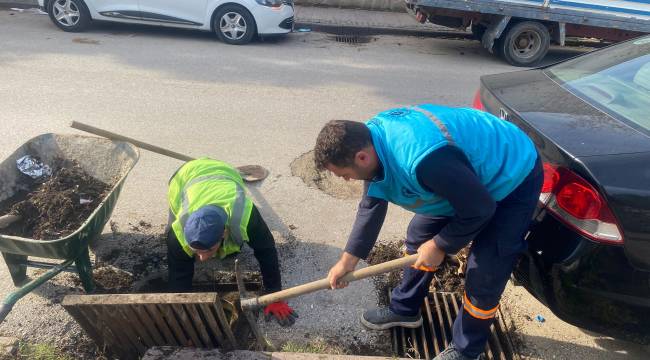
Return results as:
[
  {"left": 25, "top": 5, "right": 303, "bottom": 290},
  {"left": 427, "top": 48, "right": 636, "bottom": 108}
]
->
[{"left": 39, "top": 0, "right": 294, "bottom": 44}]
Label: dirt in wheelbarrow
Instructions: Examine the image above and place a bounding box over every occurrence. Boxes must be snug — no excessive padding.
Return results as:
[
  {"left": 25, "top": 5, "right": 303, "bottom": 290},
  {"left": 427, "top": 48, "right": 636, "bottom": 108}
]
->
[{"left": 0, "top": 158, "right": 111, "bottom": 240}]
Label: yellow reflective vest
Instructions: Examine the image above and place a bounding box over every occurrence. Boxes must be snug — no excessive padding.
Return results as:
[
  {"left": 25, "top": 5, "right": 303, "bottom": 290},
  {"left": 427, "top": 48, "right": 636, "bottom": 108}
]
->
[{"left": 168, "top": 158, "right": 253, "bottom": 259}]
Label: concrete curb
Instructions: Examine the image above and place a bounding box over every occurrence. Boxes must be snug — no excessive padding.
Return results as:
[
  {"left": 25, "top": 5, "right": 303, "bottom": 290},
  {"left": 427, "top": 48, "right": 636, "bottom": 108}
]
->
[
  {"left": 295, "top": 0, "right": 405, "bottom": 12},
  {"left": 142, "top": 348, "right": 411, "bottom": 359},
  {"left": 295, "top": 21, "right": 469, "bottom": 39}
]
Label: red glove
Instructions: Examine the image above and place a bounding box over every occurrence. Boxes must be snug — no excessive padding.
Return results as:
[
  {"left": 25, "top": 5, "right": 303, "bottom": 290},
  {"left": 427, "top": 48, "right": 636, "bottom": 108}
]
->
[{"left": 263, "top": 301, "right": 298, "bottom": 327}]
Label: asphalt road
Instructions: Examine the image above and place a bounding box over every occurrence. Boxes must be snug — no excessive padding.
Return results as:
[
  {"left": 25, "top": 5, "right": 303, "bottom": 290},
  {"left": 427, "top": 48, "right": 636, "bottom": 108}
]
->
[{"left": 2, "top": 8, "right": 647, "bottom": 360}]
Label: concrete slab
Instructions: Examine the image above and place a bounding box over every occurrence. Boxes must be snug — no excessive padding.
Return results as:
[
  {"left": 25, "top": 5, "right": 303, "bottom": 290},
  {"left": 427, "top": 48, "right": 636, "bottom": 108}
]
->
[
  {"left": 143, "top": 348, "right": 270, "bottom": 360},
  {"left": 271, "top": 353, "right": 408, "bottom": 359},
  {"left": 142, "top": 348, "right": 408, "bottom": 360}
]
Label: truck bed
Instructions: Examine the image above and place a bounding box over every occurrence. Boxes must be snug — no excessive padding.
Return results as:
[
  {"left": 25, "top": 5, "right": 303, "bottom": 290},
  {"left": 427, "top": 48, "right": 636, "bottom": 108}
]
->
[{"left": 407, "top": 0, "right": 650, "bottom": 32}]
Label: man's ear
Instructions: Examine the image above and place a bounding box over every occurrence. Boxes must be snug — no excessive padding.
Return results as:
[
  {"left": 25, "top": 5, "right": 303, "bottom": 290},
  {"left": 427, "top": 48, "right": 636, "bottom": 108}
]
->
[{"left": 355, "top": 149, "right": 370, "bottom": 166}]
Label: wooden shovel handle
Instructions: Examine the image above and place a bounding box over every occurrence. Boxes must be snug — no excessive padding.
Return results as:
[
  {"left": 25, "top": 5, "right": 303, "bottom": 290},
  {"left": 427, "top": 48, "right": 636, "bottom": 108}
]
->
[
  {"left": 240, "top": 254, "right": 419, "bottom": 309},
  {"left": 71, "top": 121, "right": 194, "bottom": 162},
  {"left": 71, "top": 121, "right": 269, "bottom": 182}
]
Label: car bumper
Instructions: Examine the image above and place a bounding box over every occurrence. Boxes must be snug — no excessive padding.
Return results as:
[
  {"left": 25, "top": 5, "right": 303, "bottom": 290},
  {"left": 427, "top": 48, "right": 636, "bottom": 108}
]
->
[
  {"left": 251, "top": 4, "right": 293, "bottom": 35},
  {"left": 515, "top": 212, "right": 650, "bottom": 343}
]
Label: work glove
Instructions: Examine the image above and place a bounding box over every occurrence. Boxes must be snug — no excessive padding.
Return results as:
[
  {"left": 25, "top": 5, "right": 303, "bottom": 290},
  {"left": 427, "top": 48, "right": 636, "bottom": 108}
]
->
[{"left": 263, "top": 301, "right": 298, "bottom": 327}]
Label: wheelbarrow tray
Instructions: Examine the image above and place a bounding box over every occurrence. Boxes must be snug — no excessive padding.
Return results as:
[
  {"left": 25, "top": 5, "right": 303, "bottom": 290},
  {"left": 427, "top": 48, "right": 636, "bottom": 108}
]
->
[{"left": 0, "top": 133, "right": 139, "bottom": 260}]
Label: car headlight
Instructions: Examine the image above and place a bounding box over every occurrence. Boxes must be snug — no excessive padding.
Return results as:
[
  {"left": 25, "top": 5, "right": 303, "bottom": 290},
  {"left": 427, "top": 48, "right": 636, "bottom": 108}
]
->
[{"left": 255, "top": 0, "right": 283, "bottom": 7}]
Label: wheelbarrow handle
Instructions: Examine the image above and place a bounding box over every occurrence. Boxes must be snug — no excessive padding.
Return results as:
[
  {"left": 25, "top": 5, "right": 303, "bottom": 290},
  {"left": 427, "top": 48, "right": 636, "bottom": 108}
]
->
[
  {"left": 0, "top": 304, "right": 13, "bottom": 324},
  {"left": 240, "top": 254, "right": 419, "bottom": 310},
  {"left": 71, "top": 121, "right": 194, "bottom": 162},
  {"left": 0, "top": 215, "right": 21, "bottom": 229}
]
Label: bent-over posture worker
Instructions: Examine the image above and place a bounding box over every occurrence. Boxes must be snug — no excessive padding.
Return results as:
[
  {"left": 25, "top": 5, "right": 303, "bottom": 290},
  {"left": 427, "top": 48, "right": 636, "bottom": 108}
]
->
[
  {"left": 166, "top": 158, "right": 297, "bottom": 326},
  {"left": 315, "top": 104, "right": 542, "bottom": 359}
]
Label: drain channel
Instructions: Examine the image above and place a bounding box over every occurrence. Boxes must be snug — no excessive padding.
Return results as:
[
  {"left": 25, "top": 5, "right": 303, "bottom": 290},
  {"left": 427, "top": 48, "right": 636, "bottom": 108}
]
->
[{"left": 391, "top": 291, "right": 517, "bottom": 360}]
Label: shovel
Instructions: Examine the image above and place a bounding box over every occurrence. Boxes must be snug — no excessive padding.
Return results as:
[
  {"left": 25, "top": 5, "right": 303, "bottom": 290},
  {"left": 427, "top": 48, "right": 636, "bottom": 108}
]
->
[
  {"left": 239, "top": 254, "right": 420, "bottom": 310},
  {"left": 70, "top": 121, "right": 269, "bottom": 182},
  {"left": 235, "top": 254, "right": 423, "bottom": 349}
]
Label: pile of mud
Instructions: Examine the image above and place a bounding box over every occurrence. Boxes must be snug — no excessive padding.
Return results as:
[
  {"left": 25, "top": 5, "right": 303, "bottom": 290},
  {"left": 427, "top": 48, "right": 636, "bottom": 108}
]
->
[
  {"left": 432, "top": 248, "right": 468, "bottom": 294},
  {"left": 290, "top": 150, "right": 363, "bottom": 200},
  {"left": 367, "top": 240, "right": 468, "bottom": 305},
  {"left": 0, "top": 159, "right": 110, "bottom": 240},
  {"left": 71, "top": 265, "right": 134, "bottom": 292},
  {"left": 367, "top": 241, "right": 404, "bottom": 307}
]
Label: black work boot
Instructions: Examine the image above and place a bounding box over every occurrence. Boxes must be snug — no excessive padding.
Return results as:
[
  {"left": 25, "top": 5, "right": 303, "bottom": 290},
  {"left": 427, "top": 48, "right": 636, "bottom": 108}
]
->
[
  {"left": 434, "top": 344, "right": 481, "bottom": 360},
  {"left": 360, "top": 306, "right": 422, "bottom": 330}
]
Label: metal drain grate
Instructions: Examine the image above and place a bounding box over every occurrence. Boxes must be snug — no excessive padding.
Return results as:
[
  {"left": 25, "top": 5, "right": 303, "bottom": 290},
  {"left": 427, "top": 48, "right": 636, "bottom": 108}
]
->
[
  {"left": 332, "top": 34, "right": 372, "bottom": 44},
  {"left": 391, "top": 291, "right": 517, "bottom": 360}
]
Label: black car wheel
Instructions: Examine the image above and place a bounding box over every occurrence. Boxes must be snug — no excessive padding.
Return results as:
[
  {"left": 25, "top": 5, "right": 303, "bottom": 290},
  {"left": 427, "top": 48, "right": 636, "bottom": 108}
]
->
[
  {"left": 495, "top": 21, "right": 550, "bottom": 67},
  {"left": 213, "top": 5, "right": 256, "bottom": 45},
  {"left": 47, "top": 0, "right": 91, "bottom": 32}
]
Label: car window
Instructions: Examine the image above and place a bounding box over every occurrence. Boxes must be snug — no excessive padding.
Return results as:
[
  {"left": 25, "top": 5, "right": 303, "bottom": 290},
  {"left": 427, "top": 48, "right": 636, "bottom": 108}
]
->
[{"left": 545, "top": 37, "right": 650, "bottom": 133}]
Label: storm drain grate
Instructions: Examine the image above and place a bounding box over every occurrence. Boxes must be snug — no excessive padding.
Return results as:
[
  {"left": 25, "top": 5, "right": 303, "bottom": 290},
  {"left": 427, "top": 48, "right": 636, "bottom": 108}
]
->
[
  {"left": 333, "top": 34, "right": 366, "bottom": 44},
  {"left": 391, "top": 291, "right": 517, "bottom": 360},
  {"left": 62, "top": 290, "right": 258, "bottom": 360}
]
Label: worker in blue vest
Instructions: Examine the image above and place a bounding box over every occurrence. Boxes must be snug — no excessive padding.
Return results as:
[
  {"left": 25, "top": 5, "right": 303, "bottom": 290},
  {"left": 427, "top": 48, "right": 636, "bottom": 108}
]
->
[
  {"left": 166, "top": 158, "right": 297, "bottom": 326},
  {"left": 314, "top": 104, "right": 543, "bottom": 360}
]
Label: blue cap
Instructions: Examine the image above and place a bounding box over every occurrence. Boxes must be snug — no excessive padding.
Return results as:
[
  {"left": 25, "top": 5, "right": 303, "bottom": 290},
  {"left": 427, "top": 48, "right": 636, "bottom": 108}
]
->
[{"left": 184, "top": 206, "right": 228, "bottom": 250}]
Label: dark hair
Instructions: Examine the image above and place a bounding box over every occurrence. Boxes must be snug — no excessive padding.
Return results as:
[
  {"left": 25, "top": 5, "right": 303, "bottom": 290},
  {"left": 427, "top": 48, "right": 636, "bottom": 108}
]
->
[{"left": 314, "top": 120, "right": 372, "bottom": 171}]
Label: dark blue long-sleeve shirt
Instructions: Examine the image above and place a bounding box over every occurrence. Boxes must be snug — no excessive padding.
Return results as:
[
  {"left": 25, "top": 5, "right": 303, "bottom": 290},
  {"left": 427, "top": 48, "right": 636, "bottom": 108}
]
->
[{"left": 344, "top": 145, "right": 497, "bottom": 258}]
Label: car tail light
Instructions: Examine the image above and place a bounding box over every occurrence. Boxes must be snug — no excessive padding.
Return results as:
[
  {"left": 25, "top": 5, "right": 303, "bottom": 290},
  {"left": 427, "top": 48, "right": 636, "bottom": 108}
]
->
[
  {"left": 539, "top": 163, "right": 623, "bottom": 244},
  {"left": 472, "top": 89, "right": 485, "bottom": 111}
]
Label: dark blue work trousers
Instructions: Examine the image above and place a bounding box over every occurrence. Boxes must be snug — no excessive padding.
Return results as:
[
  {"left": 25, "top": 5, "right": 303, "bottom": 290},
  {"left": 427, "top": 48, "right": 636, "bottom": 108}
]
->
[{"left": 389, "top": 158, "right": 543, "bottom": 358}]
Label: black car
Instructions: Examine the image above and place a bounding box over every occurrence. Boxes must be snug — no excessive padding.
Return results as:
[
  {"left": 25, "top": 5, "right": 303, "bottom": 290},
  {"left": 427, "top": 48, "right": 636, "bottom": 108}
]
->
[{"left": 473, "top": 36, "right": 650, "bottom": 342}]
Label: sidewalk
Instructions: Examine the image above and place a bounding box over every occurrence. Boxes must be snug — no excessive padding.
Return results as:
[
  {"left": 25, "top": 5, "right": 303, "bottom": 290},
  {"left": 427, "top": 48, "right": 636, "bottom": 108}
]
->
[{"left": 294, "top": 5, "right": 468, "bottom": 37}]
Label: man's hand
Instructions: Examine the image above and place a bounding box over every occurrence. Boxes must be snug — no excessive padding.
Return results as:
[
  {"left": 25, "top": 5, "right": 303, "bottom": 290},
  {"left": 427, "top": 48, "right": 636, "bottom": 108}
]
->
[
  {"left": 413, "top": 240, "right": 446, "bottom": 271},
  {"left": 263, "top": 301, "right": 298, "bottom": 327},
  {"left": 327, "top": 252, "right": 360, "bottom": 289}
]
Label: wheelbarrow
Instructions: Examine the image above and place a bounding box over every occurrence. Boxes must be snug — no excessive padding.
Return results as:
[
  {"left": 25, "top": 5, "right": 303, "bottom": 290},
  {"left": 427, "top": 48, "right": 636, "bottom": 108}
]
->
[{"left": 0, "top": 133, "right": 139, "bottom": 323}]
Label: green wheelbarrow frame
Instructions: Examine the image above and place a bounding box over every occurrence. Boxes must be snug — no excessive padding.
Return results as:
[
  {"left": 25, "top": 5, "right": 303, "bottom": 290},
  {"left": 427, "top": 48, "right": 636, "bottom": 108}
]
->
[{"left": 0, "top": 134, "right": 139, "bottom": 323}]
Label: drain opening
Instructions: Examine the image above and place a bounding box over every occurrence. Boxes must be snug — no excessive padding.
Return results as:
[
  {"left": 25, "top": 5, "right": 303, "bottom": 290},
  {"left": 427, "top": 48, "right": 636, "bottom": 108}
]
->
[
  {"left": 333, "top": 34, "right": 371, "bottom": 44},
  {"left": 391, "top": 291, "right": 517, "bottom": 360}
]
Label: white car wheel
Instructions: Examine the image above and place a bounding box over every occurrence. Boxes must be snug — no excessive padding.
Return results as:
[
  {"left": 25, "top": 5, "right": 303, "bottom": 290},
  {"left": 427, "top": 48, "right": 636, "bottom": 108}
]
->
[{"left": 214, "top": 5, "right": 256, "bottom": 45}]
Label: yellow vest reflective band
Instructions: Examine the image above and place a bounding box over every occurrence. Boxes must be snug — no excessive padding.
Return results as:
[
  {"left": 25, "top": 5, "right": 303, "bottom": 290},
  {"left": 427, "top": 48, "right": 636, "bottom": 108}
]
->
[{"left": 168, "top": 158, "right": 253, "bottom": 259}]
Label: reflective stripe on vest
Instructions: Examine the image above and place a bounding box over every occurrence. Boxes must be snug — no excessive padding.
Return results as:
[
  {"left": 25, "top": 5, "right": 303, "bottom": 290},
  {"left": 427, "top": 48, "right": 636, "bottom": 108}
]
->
[
  {"left": 179, "top": 174, "right": 246, "bottom": 247},
  {"left": 411, "top": 105, "right": 455, "bottom": 145}
]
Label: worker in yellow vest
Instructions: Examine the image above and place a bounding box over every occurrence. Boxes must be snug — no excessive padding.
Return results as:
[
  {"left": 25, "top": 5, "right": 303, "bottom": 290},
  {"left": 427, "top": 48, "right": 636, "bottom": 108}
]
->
[{"left": 166, "top": 158, "right": 297, "bottom": 326}]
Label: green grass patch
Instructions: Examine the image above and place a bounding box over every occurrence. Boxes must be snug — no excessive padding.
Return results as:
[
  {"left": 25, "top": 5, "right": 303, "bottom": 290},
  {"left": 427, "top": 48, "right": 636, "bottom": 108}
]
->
[
  {"left": 17, "top": 342, "right": 73, "bottom": 360},
  {"left": 280, "top": 340, "right": 346, "bottom": 355}
]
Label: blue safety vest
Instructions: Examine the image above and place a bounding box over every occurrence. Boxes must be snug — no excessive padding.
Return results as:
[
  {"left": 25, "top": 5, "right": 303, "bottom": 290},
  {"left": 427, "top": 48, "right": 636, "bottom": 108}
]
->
[{"left": 366, "top": 104, "right": 537, "bottom": 216}]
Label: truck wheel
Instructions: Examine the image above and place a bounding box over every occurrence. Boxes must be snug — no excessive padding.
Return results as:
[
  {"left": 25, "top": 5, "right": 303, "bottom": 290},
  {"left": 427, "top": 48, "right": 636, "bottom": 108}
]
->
[{"left": 495, "top": 21, "right": 550, "bottom": 67}]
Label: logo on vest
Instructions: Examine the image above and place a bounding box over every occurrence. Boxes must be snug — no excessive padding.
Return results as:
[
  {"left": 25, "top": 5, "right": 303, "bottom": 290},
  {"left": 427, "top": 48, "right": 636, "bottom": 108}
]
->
[{"left": 388, "top": 109, "right": 410, "bottom": 117}]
